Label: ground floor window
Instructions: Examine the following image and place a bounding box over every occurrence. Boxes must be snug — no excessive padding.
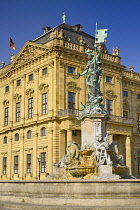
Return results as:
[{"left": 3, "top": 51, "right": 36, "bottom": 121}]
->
[
  {"left": 41, "top": 152, "right": 46, "bottom": 173},
  {"left": 27, "top": 154, "right": 32, "bottom": 173},
  {"left": 14, "top": 156, "right": 18, "bottom": 174},
  {"left": 3, "top": 157, "right": 7, "bottom": 175}
]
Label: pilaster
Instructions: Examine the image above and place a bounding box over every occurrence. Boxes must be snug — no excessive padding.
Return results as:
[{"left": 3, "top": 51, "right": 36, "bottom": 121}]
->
[{"left": 126, "top": 135, "right": 132, "bottom": 175}]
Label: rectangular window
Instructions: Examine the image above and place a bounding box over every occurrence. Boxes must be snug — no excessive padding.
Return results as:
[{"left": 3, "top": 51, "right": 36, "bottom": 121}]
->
[
  {"left": 123, "top": 111, "right": 128, "bottom": 118},
  {"left": 122, "top": 91, "right": 128, "bottom": 97},
  {"left": 42, "top": 93, "right": 48, "bottom": 114},
  {"left": 3, "top": 157, "right": 7, "bottom": 175},
  {"left": 106, "top": 76, "right": 112, "bottom": 83},
  {"left": 68, "top": 92, "right": 75, "bottom": 109},
  {"left": 14, "top": 156, "right": 18, "bottom": 174},
  {"left": 16, "top": 102, "right": 20, "bottom": 122},
  {"left": 28, "top": 98, "right": 33, "bottom": 118},
  {"left": 138, "top": 157, "right": 140, "bottom": 174},
  {"left": 5, "top": 86, "right": 9, "bottom": 92},
  {"left": 42, "top": 68, "right": 48, "bottom": 75},
  {"left": 106, "top": 99, "right": 113, "bottom": 115},
  {"left": 28, "top": 73, "right": 33, "bottom": 81},
  {"left": 17, "top": 79, "right": 21, "bottom": 86},
  {"left": 68, "top": 66, "right": 75, "bottom": 74},
  {"left": 136, "top": 94, "right": 140, "bottom": 99},
  {"left": 41, "top": 152, "right": 46, "bottom": 173},
  {"left": 27, "top": 154, "right": 32, "bottom": 173},
  {"left": 137, "top": 115, "right": 140, "bottom": 130},
  {"left": 4, "top": 107, "right": 9, "bottom": 126}
]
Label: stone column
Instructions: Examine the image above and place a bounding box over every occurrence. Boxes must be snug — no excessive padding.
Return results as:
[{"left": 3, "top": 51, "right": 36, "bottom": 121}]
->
[
  {"left": 47, "top": 129, "right": 53, "bottom": 173},
  {"left": 59, "top": 130, "right": 66, "bottom": 159},
  {"left": 19, "top": 131, "right": 24, "bottom": 180},
  {"left": 126, "top": 135, "right": 132, "bottom": 175},
  {"left": 109, "top": 134, "right": 113, "bottom": 144},
  {"left": 67, "top": 129, "right": 72, "bottom": 144},
  {"left": 33, "top": 130, "right": 38, "bottom": 179}
]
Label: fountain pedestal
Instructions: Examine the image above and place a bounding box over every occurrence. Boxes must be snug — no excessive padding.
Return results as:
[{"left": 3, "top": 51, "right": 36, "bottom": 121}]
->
[{"left": 81, "top": 114, "right": 108, "bottom": 150}]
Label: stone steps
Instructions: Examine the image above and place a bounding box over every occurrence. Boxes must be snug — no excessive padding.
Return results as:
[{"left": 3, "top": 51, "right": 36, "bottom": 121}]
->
[{"left": 0, "top": 201, "right": 140, "bottom": 210}]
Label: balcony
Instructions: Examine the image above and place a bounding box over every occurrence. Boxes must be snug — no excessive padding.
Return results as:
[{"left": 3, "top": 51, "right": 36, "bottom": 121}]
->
[
  {"left": 58, "top": 109, "right": 80, "bottom": 117},
  {"left": 108, "top": 115, "right": 134, "bottom": 125},
  {"left": 58, "top": 109, "right": 134, "bottom": 125}
]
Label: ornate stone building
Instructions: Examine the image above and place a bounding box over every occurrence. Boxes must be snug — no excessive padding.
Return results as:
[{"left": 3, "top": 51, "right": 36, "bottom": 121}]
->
[{"left": 0, "top": 21, "right": 140, "bottom": 180}]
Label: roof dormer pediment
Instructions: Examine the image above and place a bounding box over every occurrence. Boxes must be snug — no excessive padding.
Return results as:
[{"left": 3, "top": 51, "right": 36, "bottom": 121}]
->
[{"left": 10, "top": 41, "right": 49, "bottom": 69}]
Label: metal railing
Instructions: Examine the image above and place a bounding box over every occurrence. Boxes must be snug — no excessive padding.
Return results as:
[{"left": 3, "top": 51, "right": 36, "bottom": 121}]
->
[
  {"left": 58, "top": 109, "right": 134, "bottom": 124},
  {"left": 58, "top": 109, "right": 81, "bottom": 117},
  {"left": 108, "top": 115, "right": 134, "bottom": 125}
]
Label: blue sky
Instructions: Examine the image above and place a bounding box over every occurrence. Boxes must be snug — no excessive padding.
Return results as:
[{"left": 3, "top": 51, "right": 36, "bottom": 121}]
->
[{"left": 0, "top": 0, "right": 140, "bottom": 72}]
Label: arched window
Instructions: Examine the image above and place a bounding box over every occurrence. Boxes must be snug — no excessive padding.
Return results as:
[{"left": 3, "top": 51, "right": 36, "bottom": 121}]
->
[
  {"left": 3, "top": 136, "right": 8, "bottom": 144},
  {"left": 27, "top": 130, "right": 32, "bottom": 139},
  {"left": 41, "top": 127, "right": 46, "bottom": 136},
  {"left": 15, "top": 133, "right": 19, "bottom": 141}
]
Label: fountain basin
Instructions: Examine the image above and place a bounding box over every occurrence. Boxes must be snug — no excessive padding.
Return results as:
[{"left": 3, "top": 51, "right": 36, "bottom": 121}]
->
[{"left": 67, "top": 166, "right": 95, "bottom": 177}]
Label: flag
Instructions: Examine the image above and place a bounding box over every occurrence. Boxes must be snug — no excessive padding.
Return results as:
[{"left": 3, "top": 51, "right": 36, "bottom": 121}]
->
[{"left": 9, "top": 37, "right": 16, "bottom": 50}]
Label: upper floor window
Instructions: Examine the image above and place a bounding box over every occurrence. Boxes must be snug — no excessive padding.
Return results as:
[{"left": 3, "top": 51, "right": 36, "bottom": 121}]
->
[
  {"left": 28, "top": 74, "right": 34, "bottom": 81},
  {"left": 27, "top": 130, "right": 32, "bottom": 139},
  {"left": 122, "top": 91, "right": 128, "bottom": 97},
  {"left": 15, "top": 133, "right": 19, "bottom": 141},
  {"left": 3, "top": 157, "right": 7, "bottom": 175},
  {"left": 4, "top": 107, "right": 9, "bottom": 126},
  {"left": 41, "top": 152, "right": 46, "bottom": 173},
  {"left": 27, "top": 154, "right": 32, "bottom": 173},
  {"left": 42, "top": 93, "right": 48, "bottom": 114},
  {"left": 28, "top": 98, "right": 33, "bottom": 118},
  {"left": 14, "top": 156, "right": 18, "bottom": 174},
  {"left": 68, "top": 92, "right": 75, "bottom": 109},
  {"left": 17, "top": 79, "right": 21, "bottom": 86},
  {"left": 136, "top": 94, "right": 140, "bottom": 99},
  {"left": 123, "top": 111, "right": 128, "bottom": 118},
  {"left": 68, "top": 66, "right": 75, "bottom": 74},
  {"left": 3, "top": 136, "right": 8, "bottom": 144},
  {"left": 106, "top": 76, "right": 112, "bottom": 83},
  {"left": 137, "top": 115, "right": 140, "bottom": 130},
  {"left": 106, "top": 99, "right": 113, "bottom": 115},
  {"left": 5, "top": 86, "right": 9, "bottom": 93},
  {"left": 138, "top": 157, "right": 140, "bottom": 174},
  {"left": 42, "top": 68, "right": 48, "bottom": 75},
  {"left": 16, "top": 102, "right": 20, "bottom": 122},
  {"left": 41, "top": 127, "right": 46, "bottom": 136}
]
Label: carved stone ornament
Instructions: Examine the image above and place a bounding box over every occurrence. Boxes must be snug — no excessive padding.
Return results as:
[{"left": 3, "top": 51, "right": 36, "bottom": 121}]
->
[
  {"left": 26, "top": 88, "right": 34, "bottom": 97},
  {"left": 13, "top": 93, "right": 22, "bottom": 102},
  {"left": 39, "top": 83, "right": 49, "bottom": 92},
  {"left": 123, "top": 100, "right": 130, "bottom": 110},
  {"left": 67, "top": 82, "right": 81, "bottom": 92},
  {"left": 106, "top": 90, "right": 117, "bottom": 100},
  {"left": 3, "top": 100, "right": 9, "bottom": 107},
  {"left": 18, "top": 47, "right": 39, "bottom": 64}
]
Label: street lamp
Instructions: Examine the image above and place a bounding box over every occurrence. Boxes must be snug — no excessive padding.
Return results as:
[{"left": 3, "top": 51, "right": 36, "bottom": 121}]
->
[{"left": 37, "top": 154, "right": 41, "bottom": 180}]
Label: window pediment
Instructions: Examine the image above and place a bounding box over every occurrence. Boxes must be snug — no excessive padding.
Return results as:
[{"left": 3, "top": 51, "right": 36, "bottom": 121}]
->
[
  {"left": 39, "top": 83, "right": 49, "bottom": 93},
  {"left": 13, "top": 93, "right": 22, "bottom": 102},
  {"left": 106, "top": 90, "right": 117, "bottom": 100},
  {"left": 3, "top": 100, "right": 9, "bottom": 107},
  {"left": 26, "top": 88, "right": 34, "bottom": 98},
  {"left": 67, "top": 82, "right": 81, "bottom": 92}
]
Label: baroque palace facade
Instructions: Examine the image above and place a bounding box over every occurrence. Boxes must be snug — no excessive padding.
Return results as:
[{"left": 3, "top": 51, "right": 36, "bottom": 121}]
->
[{"left": 0, "top": 22, "right": 140, "bottom": 180}]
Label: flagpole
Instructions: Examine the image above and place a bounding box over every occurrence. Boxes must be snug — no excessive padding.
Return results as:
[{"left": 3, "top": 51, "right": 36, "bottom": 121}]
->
[
  {"left": 9, "top": 33, "right": 11, "bottom": 64},
  {"left": 94, "top": 22, "right": 98, "bottom": 96}
]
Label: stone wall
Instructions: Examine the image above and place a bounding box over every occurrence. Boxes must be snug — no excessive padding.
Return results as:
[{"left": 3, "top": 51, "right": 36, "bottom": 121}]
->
[{"left": 0, "top": 180, "right": 140, "bottom": 208}]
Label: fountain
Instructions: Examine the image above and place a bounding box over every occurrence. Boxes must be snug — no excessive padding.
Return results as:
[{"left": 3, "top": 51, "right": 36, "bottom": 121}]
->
[{"left": 50, "top": 24, "right": 133, "bottom": 180}]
